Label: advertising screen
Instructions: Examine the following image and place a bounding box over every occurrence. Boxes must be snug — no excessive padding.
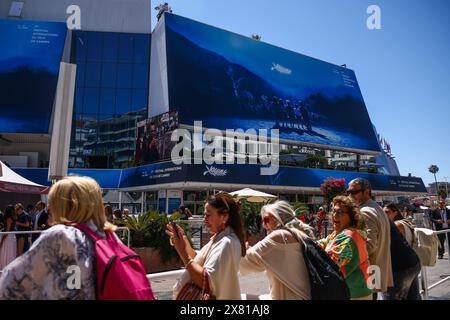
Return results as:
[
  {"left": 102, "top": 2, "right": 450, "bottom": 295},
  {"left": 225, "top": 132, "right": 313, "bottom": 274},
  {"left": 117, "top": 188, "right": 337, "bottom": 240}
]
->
[
  {"left": 135, "top": 111, "right": 179, "bottom": 166},
  {"left": 165, "top": 14, "right": 381, "bottom": 153},
  {"left": 0, "top": 19, "right": 67, "bottom": 133}
]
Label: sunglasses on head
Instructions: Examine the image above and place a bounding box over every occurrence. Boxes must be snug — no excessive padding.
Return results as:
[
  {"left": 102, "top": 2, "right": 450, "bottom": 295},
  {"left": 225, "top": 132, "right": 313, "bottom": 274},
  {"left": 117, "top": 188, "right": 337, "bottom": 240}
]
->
[{"left": 214, "top": 191, "right": 230, "bottom": 211}]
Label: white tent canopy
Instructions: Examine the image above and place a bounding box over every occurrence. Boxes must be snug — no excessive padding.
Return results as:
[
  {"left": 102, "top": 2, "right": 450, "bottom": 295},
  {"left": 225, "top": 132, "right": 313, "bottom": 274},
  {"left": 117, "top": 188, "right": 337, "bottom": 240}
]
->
[
  {"left": 229, "top": 188, "right": 277, "bottom": 203},
  {"left": 0, "top": 161, "right": 48, "bottom": 194}
]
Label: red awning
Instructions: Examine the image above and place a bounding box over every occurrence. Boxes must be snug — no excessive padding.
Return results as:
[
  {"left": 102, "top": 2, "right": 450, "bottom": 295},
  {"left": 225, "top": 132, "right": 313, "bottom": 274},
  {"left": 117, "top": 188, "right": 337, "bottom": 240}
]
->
[{"left": 0, "top": 161, "right": 49, "bottom": 194}]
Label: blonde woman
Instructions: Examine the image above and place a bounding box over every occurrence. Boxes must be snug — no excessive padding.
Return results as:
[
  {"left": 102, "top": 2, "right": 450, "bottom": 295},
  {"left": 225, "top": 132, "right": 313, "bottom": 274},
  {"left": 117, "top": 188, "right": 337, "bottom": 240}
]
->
[
  {"left": 317, "top": 196, "right": 372, "bottom": 300},
  {"left": 0, "top": 176, "right": 116, "bottom": 299},
  {"left": 239, "top": 200, "right": 314, "bottom": 300}
]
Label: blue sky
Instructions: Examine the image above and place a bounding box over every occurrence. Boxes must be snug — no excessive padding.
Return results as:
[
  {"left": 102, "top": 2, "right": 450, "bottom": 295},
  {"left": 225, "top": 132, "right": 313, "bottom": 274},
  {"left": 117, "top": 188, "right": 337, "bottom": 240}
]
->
[{"left": 151, "top": 0, "right": 450, "bottom": 186}]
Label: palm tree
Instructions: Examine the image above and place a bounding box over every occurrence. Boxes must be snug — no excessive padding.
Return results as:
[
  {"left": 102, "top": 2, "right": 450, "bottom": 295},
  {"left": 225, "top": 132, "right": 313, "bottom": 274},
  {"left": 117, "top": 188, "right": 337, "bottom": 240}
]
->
[{"left": 428, "top": 165, "right": 439, "bottom": 197}]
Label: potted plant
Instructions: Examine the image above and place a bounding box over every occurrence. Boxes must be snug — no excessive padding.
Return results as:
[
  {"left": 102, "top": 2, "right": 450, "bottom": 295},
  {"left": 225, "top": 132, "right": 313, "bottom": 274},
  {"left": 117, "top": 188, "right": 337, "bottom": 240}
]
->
[
  {"left": 320, "top": 178, "right": 347, "bottom": 205},
  {"left": 319, "top": 177, "right": 347, "bottom": 236},
  {"left": 290, "top": 201, "right": 310, "bottom": 222},
  {"left": 240, "top": 198, "right": 267, "bottom": 246},
  {"left": 119, "top": 211, "right": 191, "bottom": 273}
]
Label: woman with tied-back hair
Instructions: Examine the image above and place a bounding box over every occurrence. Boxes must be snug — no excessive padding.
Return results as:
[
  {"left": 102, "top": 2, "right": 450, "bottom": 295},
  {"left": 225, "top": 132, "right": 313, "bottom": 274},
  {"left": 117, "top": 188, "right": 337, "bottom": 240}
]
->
[
  {"left": 167, "top": 191, "right": 246, "bottom": 300},
  {"left": 0, "top": 176, "right": 116, "bottom": 300},
  {"left": 318, "top": 196, "right": 372, "bottom": 300},
  {"left": 239, "top": 200, "right": 314, "bottom": 300}
]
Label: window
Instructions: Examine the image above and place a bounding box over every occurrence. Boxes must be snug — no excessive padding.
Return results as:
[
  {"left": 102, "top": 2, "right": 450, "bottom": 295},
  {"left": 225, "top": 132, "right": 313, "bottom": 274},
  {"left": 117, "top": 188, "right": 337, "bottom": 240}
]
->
[
  {"left": 74, "top": 88, "right": 84, "bottom": 113},
  {"left": 83, "top": 88, "right": 99, "bottom": 114},
  {"left": 85, "top": 62, "right": 101, "bottom": 87},
  {"left": 99, "top": 88, "right": 116, "bottom": 114},
  {"left": 116, "top": 89, "right": 131, "bottom": 114},
  {"left": 74, "top": 34, "right": 87, "bottom": 62},
  {"left": 102, "top": 33, "right": 118, "bottom": 62},
  {"left": 117, "top": 64, "right": 133, "bottom": 88},
  {"left": 86, "top": 33, "right": 102, "bottom": 61},
  {"left": 76, "top": 63, "right": 86, "bottom": 87},
  {"left": 71, "top": 31, "right": 150, "bottom": 169},
  {"left": 134, "top": 34, "right": 150, "bottom": 63},
  {"left": 131, "top": 89, "right": 148, "bottom": 111},
  {"left": 118, "top": 35, "right": 134, "bottom": 62},
  {"left": 133, "top": 64, "right": 148, "bottom": 88},
  {"left": 101, "top": 63, "right": 117, "bottom": 88}
]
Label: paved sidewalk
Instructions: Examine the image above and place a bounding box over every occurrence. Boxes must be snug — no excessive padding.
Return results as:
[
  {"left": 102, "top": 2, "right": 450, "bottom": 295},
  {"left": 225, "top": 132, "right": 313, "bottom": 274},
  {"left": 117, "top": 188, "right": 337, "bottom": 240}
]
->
[
  {"left": 151, "top": 255, "right": 450, "bottom": 300},
  {"left": 424, "top": 253, "right": 450, "bottom": 300},
  {"left": 151, "top": 272, "right": 270, "bottom": 300}
]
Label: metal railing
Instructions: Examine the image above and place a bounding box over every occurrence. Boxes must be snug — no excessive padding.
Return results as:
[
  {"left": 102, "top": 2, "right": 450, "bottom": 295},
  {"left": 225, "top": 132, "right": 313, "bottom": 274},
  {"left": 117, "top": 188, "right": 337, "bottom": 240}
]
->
[
  {"left": 147, "top": 269, "right": 184, "bottom": 282},
  {"left": 420, "top": 228, "right": 450, "bottom": 300},
  {"left": 0, "top": 227, "right": 130, "bottom": 246},
  {"left": 116, "top": 226, "right": 131, "bottom": 248},
  {"left": 0, "top": 226, "right": 131, "bottom": 273}
]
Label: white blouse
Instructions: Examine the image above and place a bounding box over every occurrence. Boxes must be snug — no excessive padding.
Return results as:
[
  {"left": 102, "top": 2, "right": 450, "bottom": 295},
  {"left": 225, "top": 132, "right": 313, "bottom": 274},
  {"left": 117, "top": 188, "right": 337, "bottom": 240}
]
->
[{"left": 174, "top": 226, "right": 242, "bottom": 300}]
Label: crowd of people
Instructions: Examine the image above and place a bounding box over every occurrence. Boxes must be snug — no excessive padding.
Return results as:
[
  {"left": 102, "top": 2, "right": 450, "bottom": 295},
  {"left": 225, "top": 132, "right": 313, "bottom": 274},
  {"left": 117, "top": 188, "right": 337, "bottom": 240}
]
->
[
  {"left": 0, "top": 201, "right": 50, "bottom": 270},
  {"left": 0, "top": 176, "right": 447, "bottom": 300}
]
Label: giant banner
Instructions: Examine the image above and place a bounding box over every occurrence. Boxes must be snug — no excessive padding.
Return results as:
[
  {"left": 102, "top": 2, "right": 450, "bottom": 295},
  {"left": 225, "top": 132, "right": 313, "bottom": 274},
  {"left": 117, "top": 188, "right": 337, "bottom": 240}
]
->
[
  {"left": 0, "top": 19, "right": 67, "bottom": 133},
  {"left": 186, "top": 163, "right": 427, "bottom": 194},
  {"left": 135, "top": 111, "right": 179, "bottom": 166},
  {"left": 164, "top": 14, "right": 381, "bottom": 153},
  {"left": 14, "top": 163, "right": 427, "bottom": 194}
]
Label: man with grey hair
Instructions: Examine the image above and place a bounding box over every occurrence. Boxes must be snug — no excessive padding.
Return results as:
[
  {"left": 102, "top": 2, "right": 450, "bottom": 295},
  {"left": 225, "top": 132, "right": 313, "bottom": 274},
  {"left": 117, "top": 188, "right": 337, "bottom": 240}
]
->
[{"left": 347, "top": 178, "right": 393, "bottom": 299}]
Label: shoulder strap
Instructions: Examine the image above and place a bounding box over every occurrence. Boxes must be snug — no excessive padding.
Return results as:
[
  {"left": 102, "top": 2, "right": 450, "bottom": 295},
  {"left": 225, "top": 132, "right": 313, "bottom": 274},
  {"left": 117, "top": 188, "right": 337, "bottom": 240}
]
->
[
  {"left": 400, "top": 219, "right": 415, "bottom": 233},
  {"left": 74, "top": 223, "right": 103, "bottom": 242}
]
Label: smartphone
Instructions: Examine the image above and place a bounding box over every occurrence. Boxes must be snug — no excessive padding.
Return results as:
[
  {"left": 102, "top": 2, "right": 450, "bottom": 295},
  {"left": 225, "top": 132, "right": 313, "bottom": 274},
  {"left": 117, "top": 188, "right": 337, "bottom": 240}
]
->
[{"left": 171, "top": 221, "right": 180, "bottom": 238}]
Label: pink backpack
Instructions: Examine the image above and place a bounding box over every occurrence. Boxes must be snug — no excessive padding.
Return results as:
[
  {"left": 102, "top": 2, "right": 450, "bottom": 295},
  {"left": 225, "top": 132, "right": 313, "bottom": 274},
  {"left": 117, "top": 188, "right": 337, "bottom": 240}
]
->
[{"left": 75, "top": 224, "right": 156, "bottom": 300}]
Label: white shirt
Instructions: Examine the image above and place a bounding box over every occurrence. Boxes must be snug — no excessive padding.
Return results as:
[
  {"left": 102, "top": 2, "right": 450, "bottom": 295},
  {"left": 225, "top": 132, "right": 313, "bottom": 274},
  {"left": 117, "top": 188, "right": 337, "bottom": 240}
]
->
[
  {"left": 174, "top": 226, "right": 242, "bottom": 300},
  {"left": 440, "top": 209, "right": 448, "bottom": 229},
  {"left": 34, "top": 210, "right": 43, "bottom": 231}
]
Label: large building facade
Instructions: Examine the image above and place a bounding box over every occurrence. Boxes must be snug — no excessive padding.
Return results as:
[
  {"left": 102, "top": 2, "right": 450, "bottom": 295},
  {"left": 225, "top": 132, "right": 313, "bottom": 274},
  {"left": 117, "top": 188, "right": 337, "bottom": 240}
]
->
[{"left": 0, "top": 1, "right": 427, "bottom": 213}]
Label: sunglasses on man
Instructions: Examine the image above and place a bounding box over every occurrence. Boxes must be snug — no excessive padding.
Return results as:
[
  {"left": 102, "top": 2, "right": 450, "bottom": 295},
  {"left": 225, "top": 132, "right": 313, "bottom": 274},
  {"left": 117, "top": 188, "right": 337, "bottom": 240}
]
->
[{"left": 346, "top": 189, "right": 364, "bottom": 195}]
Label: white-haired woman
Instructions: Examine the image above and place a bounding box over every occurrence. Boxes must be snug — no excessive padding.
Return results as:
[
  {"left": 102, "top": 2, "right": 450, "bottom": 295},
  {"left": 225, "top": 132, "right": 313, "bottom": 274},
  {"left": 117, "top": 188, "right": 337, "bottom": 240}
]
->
[
  {"left": 239, "top": 200, "right": 314, "bottom": 300},
  {"left": 0, "top": 176, "right": 116, "bottom": 299}
]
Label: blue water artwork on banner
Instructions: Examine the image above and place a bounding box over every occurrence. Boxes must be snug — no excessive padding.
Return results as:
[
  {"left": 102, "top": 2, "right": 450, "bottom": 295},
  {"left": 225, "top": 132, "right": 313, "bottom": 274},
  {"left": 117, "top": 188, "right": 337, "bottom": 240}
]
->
[
  {"left": 0, "top": 19, "right": 67, "bottom": 133},
  {"left": 164, "top": 13, "right": 381, "bottom": 153}
]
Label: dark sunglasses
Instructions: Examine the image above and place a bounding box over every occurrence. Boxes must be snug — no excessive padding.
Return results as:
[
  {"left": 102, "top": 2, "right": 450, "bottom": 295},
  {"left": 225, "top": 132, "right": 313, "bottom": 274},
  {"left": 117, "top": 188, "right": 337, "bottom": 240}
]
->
[
  {"left": 262, "top": 216, "right": 271, "bottom": 224},
  {"left": 347, "top": 189, "right": 363, "bottom": 195}
]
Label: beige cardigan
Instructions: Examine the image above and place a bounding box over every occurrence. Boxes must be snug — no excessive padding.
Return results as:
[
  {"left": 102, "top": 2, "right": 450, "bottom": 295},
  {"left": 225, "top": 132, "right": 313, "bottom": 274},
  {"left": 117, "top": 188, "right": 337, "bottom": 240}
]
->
[
  {"left": 360, "top": 199, "right": 394, "bottom": 292},
  {"left": 239, "top": 231, "right": 311, "bottom": 300}
]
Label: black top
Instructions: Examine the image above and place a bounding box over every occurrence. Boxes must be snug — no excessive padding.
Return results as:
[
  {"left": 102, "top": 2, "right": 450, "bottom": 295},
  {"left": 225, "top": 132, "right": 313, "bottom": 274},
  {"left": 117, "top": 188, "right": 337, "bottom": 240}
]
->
[
  {"left": 16, "top": 212, "right": 32, "bottom": 232},
  {"left": 431, "top": 208, "right": 450, "bottom": 230},
  {"left": 389, "top": 220, "right": 420, "bottom": 272},
  {"left": 0, "top": 212, "right": 4, "bottom": 231}
]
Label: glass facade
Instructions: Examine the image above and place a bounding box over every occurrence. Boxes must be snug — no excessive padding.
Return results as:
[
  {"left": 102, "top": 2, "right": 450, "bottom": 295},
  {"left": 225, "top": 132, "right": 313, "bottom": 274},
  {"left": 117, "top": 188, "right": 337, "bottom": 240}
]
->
[{"left": 69, "top": 31, "right": 151, "bottom": 168}]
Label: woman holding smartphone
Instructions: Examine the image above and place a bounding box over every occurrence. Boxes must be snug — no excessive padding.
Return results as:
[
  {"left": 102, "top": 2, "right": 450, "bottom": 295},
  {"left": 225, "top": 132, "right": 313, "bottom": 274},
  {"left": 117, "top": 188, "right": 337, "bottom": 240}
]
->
[{"left": 166, "top": 192, "right": 246, "bottom": 300}]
